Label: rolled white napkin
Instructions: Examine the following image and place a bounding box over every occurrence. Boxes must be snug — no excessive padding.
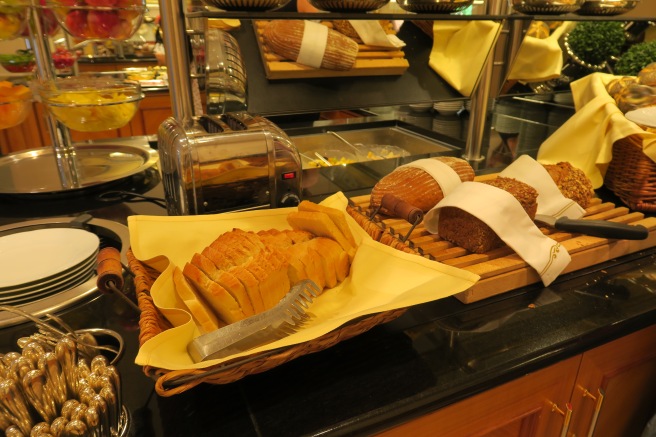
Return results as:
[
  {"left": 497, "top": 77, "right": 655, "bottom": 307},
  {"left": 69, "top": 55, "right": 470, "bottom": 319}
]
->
[
  {"left": 425, "top": 181, "right": 571, "bottom": 286},
  {"left": 348, "top": 20, "right": 405, "bottom": 48}
]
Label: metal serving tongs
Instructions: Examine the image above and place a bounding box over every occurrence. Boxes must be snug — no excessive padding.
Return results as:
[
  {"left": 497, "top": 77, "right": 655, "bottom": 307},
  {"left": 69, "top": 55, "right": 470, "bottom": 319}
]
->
[{"left": 188, "top": 280, "right": 321, "bottom": 362}]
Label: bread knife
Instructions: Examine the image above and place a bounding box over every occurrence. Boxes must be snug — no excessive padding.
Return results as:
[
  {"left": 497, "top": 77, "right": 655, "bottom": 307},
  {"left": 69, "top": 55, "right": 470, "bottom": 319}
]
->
[{"left": 534, "top": 214, "right": 649, "bottom": 240}]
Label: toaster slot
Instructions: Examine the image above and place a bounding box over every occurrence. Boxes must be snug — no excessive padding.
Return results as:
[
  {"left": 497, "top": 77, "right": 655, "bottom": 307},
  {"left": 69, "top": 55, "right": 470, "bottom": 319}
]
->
[
  {"left": 198, "top": 115, "right": 229, "bottom": 134},
  {"left": 219, "top": 113, "right": 248, "bottom": 131}
]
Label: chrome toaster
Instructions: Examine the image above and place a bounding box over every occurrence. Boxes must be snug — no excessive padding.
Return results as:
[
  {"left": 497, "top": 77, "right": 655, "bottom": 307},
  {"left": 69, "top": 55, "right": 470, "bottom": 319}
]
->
[{"left": 158, "top": 111, "right": 302, "bottom": 215}]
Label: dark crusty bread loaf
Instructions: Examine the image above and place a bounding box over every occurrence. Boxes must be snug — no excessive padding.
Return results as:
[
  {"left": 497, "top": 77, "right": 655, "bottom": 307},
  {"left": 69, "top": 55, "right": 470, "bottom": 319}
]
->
[
  {"left": 370, "top": 157, "right": 475, "bottom": 215},
  {"left": 438, "top": 177, "right": 538, "bottom": 254},
  {"left": 542, "top": 161, "right": 594, "bottom": 208}
]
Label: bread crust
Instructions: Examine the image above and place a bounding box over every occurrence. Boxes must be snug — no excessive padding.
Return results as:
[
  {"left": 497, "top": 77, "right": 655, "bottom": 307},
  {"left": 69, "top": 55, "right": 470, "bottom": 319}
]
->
[
  {"left": 542, "top": 161, "right": 594, "bottom": 208},
  {"left": 263, "top": 20, "right": 358, "bottom": 71},
  {"left": 370, "top": 157, "right": 475, "bottom": 214}
]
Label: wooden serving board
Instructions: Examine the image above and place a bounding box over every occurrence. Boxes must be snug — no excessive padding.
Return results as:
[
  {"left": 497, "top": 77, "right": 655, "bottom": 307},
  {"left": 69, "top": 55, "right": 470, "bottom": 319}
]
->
[
  {"left": 253, "top": 21, "right": 409, "bottom": 80},
  {"left": 347, "top": 189, "right": 656, "bottom": 304}
]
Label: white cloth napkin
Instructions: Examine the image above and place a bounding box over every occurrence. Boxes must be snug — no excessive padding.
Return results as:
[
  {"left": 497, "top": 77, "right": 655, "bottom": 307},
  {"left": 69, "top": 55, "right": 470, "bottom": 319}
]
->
[
  {"left": 348, "top": 20, "right": 405, "bottom": 48},
  {"left": 500, "top": 155, "right": 586, "bottom": 219},
  {"left": 401, "top": 158, "right": 462, "bottom": 197},
  {"left": 424, "top": 181, "right": 571, "bottom": 286}
]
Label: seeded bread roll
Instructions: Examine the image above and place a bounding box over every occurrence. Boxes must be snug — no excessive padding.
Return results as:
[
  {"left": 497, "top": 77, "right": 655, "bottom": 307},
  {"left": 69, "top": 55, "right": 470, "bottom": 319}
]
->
[
  {"left": 370, "top": 157, "right": 475, "bottom": 215},
  {"left": 542, "top": 161, "right": 594, "bottom": 208},
  {"left": 638, "top": 62, "right": 656, "bottom": 86},
  {"left": 606, "top": 76, "right": 638, "bottom": 99},
  {"left": 262, "top": 20, "right": 358, "bottom": 71},
  {"left": 438, "top": 177, "right": 538, "bottom": 254},
  {"left": 614, "top": 83, "right": 656, "bottom": 113}
]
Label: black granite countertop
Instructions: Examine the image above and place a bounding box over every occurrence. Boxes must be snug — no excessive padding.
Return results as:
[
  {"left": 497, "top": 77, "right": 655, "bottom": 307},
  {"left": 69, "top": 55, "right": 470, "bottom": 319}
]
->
[{"left": 1, "top": 148, "right": 656, "bottom": 436}]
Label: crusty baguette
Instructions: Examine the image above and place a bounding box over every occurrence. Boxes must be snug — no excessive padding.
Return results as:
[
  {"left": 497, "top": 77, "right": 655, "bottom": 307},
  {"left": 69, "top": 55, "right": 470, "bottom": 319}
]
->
[
  {"left": 172, "top": 266, "right": 223, "bottom": 333},
  {"left": 262, "top": 20, "right": 358, "bottom": 71},
  {"left": 298, "top": 200, "right": 356, "bottom": 248},
  {"left": 183, "top": 262, "right": 246, "bottom": 324},
  {"left": 191, "top": 253, "right": 255, "bottom": 317},
  {"left": 287, "top": 211, "right": 356, "bottom": 260}
]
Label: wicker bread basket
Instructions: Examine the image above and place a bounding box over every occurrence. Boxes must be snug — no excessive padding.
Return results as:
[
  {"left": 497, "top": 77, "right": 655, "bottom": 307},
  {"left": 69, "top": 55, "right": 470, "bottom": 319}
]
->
[
  {"left": 128, "top": 209, "right": 414, "bottom": 396},
  {"left": 604, "top": 134, "right": 656, "bottom": 212}
]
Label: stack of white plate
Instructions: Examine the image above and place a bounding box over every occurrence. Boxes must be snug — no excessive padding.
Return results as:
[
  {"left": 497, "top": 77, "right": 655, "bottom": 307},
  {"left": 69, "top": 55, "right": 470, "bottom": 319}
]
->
[
  {"left": 433, "top": 101, "right": 464, "bottom": 116},
  {"left": 432, "top": 115, "right": 463, "bottom": 138},
  {"left": 553, "top": 92, "right": 574, "bottom": 106},
  {"left": 0, "top": 228, "right": 100, "bottom": 306}
]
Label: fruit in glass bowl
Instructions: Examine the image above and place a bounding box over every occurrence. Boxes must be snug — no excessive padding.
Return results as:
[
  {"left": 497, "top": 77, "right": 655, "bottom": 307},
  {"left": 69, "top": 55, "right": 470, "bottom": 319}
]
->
[
  {"left": 0, "top": 81, "right": 32, "bottom": 130},
  {"left": 52, "top": 47, "right": 76, "bottom": 69},
  {"left": 0, "top": 0, "right": 29, "bottom": 40},
  {"left": 22, "top": 0, "right": 59, "bottom": 36},
  {"left": 36, "top": 77, "right": 144, "bottom": 132},
  {"left": 0, "top": 50, "right": 35, "bottom": 73},
  {"left": 47, "top": 0, "right": 145, "bottom": 40}
]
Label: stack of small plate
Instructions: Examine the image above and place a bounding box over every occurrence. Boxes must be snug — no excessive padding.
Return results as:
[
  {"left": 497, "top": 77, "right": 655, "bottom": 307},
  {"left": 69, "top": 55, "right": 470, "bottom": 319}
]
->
[
  {"left": 433, "top": 101, "right": 464, "bottom": 116},
  {"left": 0, "top": 228, "right": 99, "bottom": 306}
]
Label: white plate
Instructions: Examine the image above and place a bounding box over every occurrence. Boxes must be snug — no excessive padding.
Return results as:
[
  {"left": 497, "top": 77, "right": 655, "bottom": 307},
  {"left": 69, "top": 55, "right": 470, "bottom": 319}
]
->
[
  {"left": 0, "top": 228, "right": 99, "bottom": 288},
  {"left": 0, "top": 250, "right": 98, "bottom": 295},
  {"left": 625, "top": 107, "right": 656, "bottom": 128}
]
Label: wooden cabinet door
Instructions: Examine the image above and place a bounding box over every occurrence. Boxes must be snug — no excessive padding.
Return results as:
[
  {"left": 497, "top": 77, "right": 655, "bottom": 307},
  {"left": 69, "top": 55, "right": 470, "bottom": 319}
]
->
[
  {"left": 568, "top": 324, "right": 656, "bottom": 437},
  {"left": 376, "top": 356, "right": 581, "bottom": 437}
]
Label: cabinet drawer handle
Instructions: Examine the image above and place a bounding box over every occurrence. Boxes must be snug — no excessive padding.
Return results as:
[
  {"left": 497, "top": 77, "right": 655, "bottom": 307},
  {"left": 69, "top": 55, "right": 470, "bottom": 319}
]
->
[
  {"left": 550, "top": 401, "right": 573, "bottom": 437},
  {"left": 582, "top": 387, "right": 605, "bottom": 437}
]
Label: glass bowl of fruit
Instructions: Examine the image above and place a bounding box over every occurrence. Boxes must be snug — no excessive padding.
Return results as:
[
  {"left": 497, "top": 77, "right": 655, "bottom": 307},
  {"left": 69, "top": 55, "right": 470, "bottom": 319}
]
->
[
  {"left": 0, "top": 0, "right": 29, "bottom": 40},
  {"left": 0, "top": 81, "right": 32, "bottom": 130},
  {"left": 36, "top": 76, "right": 144, "bottom": 132},
  {"left": 0, "top": 50, "right": 35, "bottom": 74},
  {"left": 52, "top": 47, "right": 77, "bottom": 70},
  {"left": 46, "top": 0, "right": 146, "bottom": 40}
]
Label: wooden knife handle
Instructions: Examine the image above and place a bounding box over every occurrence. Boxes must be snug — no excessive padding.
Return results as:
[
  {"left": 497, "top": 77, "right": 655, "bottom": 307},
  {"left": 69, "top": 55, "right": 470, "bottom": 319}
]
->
[
  {"left": 381, "top": 194, "right": 424, "bottom": 224},
  {"left": 97, "top": 247, "right": 124, "bottom": 294}
]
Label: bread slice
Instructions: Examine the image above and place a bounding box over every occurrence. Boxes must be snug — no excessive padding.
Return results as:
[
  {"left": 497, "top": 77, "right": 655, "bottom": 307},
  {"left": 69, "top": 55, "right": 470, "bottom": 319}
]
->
[
  {"left": 287, "top": 244, "right": 310, "bottom": 284},
  {"left": 298, "top": 201, "right": 356, "bottom": 248},
  {"left": 229, "top": 265, "right": 265, "bottom": 314},
  {"left": 312, "top": 237, "right": 350, "bottom": 284},
  {"left": 287, "top": 211, "right": 356, "bottom": 260},
  {"left": 191, "top": 253, "right": 255, "bottom": 317},
  {"left": 172, "top": 266, "right": 223, "bottom": 333},
  {"left": 242, "top": 247, "right": 291, "bottom": 310},
  {"left": 183, "top": 262, "right": 246, "bottom": 324},
  {"left": 290, "top": 241, "right": 326, "bottom": 291}
]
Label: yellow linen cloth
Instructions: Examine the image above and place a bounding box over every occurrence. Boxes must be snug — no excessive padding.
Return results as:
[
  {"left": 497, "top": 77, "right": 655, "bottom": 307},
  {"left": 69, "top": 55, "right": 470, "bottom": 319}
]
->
[
  {"left": 538, "top": 73, "right": 656, "bottom": 189},
  {"left": 429, "top": 20, "right": 502, "bottom": 97},
  {"left": 507, "top": 22, "right": 573, "bottom": 83},
  {"left": 129, "top": 192, "right": 479, "bottom": 371}
]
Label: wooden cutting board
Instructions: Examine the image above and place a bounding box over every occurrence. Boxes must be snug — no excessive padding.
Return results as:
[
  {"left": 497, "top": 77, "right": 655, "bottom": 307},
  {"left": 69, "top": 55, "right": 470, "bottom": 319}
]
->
[
  {"left": 253, "top": 21, "right": 409, "bottom": 80},
  {"left": 347, "top": 190, "right": 656, "bottom": 304}
]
